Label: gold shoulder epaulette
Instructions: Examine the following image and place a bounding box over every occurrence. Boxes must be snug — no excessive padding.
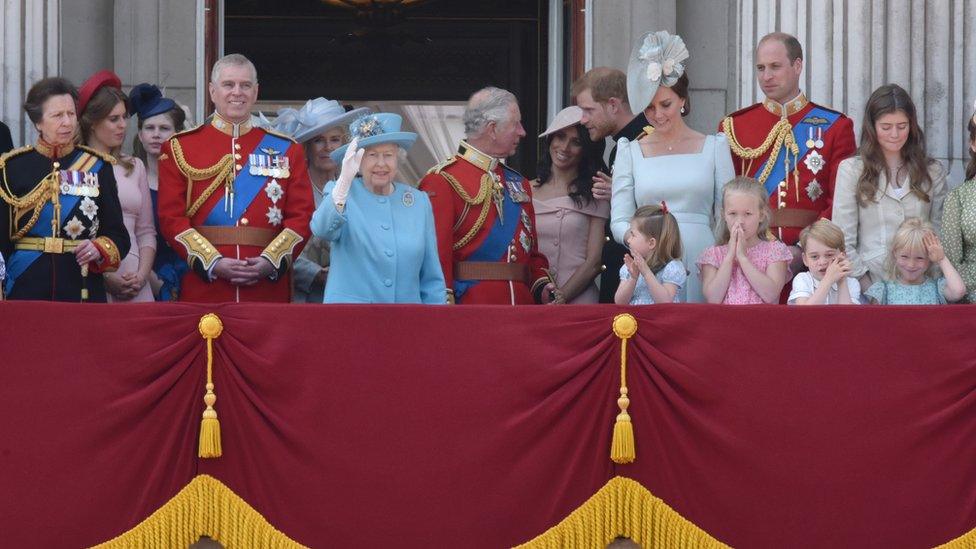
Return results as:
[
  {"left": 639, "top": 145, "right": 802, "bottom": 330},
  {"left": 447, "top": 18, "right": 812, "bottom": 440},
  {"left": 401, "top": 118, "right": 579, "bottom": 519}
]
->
[
  {"left": 0, "top": 145, "right": 34, "bottom": 169},
  {"left": 263, "top": 128, "right": 297, "bottom": 143},
  {"left": 426, "top": 156, "right": 458, "bottom": 175},
  {"left": 172, "top": 122, "right": 204, "bottom": 140},
  {"left": 77, "top": 144, "right": 117, "bottom": 165}
]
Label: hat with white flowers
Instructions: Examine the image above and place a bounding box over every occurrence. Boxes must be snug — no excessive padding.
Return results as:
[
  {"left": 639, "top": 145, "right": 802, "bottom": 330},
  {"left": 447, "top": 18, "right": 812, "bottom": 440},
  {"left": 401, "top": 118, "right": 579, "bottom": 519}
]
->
[{"left": 627, "top": 30, "right": 690, "bottom": 112}]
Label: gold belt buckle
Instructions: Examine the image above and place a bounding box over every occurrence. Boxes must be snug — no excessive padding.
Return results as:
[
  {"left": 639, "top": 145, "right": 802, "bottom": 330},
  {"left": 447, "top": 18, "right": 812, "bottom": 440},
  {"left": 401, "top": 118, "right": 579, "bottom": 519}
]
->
[{"left": 43, "top": 237, "right": 64, "bottom": 254}]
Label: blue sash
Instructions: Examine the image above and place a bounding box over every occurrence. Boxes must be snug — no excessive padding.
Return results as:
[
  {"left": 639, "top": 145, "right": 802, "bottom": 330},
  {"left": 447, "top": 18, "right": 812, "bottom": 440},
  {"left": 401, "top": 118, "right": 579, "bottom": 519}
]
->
[
  {"left": 5, "top": 151, "right": 99, "bottom": 295},
  {"left": 753, "top": 106, "right": 842, "bottom": 197},
  {"left": 203, "top": 133, "right": 291, "bottom": 226},
  {"left": 454, "top": 169, "right": 523, "bottom": 300}
]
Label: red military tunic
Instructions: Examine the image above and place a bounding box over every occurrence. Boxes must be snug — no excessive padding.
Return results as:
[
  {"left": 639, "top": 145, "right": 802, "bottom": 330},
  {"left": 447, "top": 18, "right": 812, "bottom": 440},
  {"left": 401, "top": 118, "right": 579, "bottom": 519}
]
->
[
  {"left": 157, "top": 114, "right": 313, "bottom": 302},
  {"left": 719, "top": 93, "right": 856, "bottom": 245},
  {"left": 419, "top": 141, "right": 550, "bottom": 304}
]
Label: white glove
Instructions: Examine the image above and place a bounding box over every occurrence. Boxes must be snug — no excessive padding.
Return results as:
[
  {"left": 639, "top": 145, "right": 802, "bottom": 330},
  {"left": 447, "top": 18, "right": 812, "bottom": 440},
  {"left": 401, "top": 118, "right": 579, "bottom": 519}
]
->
[{"left": 332, "top": 137, "right": 365, "bottom": 209}]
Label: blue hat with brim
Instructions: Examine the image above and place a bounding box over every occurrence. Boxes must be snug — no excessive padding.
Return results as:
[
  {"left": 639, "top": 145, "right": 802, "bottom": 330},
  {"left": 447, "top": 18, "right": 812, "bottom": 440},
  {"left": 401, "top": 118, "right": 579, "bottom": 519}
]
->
[
  {"left": 129, "top": 83, "right": 178, "bottom": 121},
  {"left": 330, "top": 113, "right": 417, "bottom": 164},
  {"left": 272, "top": 97, "right": 371, "bottom": 144}
]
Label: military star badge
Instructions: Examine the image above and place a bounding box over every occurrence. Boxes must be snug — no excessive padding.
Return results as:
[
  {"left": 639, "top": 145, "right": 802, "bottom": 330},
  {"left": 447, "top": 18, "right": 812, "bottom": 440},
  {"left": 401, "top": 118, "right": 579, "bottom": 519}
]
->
[
  {"left": 266, "top": 206, "right": 283, "bottom": 226},
  {"left": 804, "top": 150, "right": 825, "bottom": 175},
  {"left": 63, "top": 216, "right": 85, "bottom": 240},
  {"left": 79, "top": 197, "right": 98, "bottom": 220},
  {"left": 264, "top": 180, "right": 284, "bottom": 204},
  {"left": 806, "top": 180, "right": 823, "bottom": 201}
]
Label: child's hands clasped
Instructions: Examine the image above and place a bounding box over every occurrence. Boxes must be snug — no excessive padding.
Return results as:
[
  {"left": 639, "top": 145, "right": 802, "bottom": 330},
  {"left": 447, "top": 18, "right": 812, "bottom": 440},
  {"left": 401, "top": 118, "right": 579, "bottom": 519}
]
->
[
  {"left": 823, "top": 255, "right": 852, "bottom": 284},
  {"left": 629, "top": 250, "right": 653, "bottom": 277},
  {"left": 623, "top": 253, "right": 639, "bottom": 278},
  {"left": 730, "top": 222, "right": 747, "bottom": 260},
  {"left": 924, "top": 232, "right": 945, "bottom": 263}
]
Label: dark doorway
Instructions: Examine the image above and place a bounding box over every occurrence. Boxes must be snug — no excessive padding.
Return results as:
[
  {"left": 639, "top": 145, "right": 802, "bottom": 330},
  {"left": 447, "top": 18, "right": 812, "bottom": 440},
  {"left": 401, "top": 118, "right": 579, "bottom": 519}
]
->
[{"left": 224, "top": 0, "right": 549, "bottom": 175}]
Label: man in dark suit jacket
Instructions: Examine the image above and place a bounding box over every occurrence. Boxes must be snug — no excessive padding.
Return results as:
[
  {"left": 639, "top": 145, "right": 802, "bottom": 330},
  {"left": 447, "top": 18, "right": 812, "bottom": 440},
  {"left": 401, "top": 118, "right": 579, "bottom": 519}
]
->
[
  {"left": 571, "top": 68, "right": 649, "bottom": 303},
  {"left": 0, "top": 122, "right": 13, "bottom": 155}
]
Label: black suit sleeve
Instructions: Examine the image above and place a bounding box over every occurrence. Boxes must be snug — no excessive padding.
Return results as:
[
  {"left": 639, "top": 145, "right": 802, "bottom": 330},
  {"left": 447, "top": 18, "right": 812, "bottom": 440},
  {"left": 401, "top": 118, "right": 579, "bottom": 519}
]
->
[{"left": 0, "top": 123, "right": 13, "bottom": 156}]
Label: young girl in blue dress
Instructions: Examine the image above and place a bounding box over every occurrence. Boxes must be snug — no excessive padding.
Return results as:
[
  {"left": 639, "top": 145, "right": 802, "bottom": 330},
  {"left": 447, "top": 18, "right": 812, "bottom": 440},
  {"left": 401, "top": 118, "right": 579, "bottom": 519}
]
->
[
  {"left": 865, "top": 217, "right": 966, "bottom": 304},
  {"left": 615, "top": 203, "right": 686, "bottom": 304}
]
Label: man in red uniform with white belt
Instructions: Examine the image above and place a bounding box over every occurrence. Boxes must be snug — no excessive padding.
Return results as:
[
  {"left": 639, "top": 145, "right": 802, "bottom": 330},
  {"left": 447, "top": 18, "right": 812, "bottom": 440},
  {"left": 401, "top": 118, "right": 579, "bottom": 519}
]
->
[
  {"left": 719, "top": 32, "right": 856, "bottom": 272},
  {"left": 419, "top": 87, "right": 553, "bottom": 305},
  {"left": 157, "top": 53, "right": 313, "bottom": 302}
]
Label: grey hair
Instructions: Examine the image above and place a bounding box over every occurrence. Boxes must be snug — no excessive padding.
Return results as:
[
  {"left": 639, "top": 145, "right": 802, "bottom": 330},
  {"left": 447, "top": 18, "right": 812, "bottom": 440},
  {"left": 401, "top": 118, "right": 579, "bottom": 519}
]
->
[
  {"left": 463, "top": 87, "right": 517, "bottom": 138},
  {"left": 210, "top": 53, "right": 258, "bottom": 84}
]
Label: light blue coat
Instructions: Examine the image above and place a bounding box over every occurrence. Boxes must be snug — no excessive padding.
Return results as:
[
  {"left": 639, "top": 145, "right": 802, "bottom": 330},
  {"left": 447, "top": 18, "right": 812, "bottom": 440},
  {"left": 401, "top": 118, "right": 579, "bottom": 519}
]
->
[{"left": 310, "top": 178, "right": 446, "bottom": 304}]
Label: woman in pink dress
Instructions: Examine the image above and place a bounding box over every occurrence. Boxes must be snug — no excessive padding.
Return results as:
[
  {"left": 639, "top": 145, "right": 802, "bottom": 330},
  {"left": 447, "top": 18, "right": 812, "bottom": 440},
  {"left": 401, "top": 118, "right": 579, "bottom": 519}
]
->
[
  {"left": 78, "top": 71, "right": 156, "bottom": 302},
  {"left": 532, "top": 107, "right": 610, "bottom": 303}
]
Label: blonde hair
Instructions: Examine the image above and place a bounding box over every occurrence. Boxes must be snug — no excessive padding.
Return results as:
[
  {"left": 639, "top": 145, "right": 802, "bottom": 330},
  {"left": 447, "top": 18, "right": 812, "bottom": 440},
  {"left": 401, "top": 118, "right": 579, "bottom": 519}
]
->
[
  {"left": 799, "top": 219, "right": 845, "bottom": 252},
  {"left": 885, "top": 217, "right": 935, "bottom": 281},
  {"left": 631, "top": 204, "right": 682, "bottom": 272},
  {"left": 715, "top": 176, "right": 772, "bottom": 244}
]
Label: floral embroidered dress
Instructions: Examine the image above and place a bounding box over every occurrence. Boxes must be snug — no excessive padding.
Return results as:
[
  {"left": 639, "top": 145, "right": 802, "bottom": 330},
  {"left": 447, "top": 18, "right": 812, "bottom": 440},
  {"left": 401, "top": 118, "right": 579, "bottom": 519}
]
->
[
  {"left": 618, "top": 259, "right": 687, "bottom": 304},
  {"left": 865, "top": 278, "right": 947, "bottom": 305},
  {"left": 696, "top": 240, "right": 792, "bottom": 304}
]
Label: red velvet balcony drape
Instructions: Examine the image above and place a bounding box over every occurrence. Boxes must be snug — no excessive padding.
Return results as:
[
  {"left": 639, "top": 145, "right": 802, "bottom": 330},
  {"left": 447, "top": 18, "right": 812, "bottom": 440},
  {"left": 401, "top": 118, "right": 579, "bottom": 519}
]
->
[{"left": 0, "top": 302, "right": 973, "bottom": 548}]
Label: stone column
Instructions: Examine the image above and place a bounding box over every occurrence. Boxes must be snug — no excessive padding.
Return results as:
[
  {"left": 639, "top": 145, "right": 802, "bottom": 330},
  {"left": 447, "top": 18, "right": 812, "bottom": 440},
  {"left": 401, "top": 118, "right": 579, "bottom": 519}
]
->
[
  {"left": 586, "top": 0, "right": 734, "bottom": 140},
  {"left": 732, "top": 0, "right": 976, "bottom": 186},
  {"left": 1, "top": 0, "right": 61, "bottom": 147},
  {"left": 112, "top": 0, "right": 200, "bottom": 123}
]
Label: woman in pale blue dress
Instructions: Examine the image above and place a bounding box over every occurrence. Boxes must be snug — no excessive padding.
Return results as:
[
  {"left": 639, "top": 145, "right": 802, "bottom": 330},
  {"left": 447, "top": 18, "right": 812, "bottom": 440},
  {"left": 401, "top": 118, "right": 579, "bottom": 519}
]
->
[
  {"left": 611, "top": 30, "right": 735, "bottom": 302},
  {"left": 311, "top": 113, "right": 446, "bottom": 304}
]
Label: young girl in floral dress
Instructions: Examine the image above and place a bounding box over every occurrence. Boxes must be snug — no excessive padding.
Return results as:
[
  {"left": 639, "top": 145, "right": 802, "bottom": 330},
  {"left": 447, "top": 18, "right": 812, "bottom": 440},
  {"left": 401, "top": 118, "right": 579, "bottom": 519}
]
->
[
  {"left": 864, "top": 217, "right": 966, "bottom": 304},
  {"left": 698, "top": 177, "right": 792, "bottom": 304}
]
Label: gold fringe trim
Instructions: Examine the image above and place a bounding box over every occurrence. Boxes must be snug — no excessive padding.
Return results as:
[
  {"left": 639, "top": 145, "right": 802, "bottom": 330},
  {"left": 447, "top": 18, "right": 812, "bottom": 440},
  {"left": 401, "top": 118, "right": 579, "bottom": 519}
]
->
[
  {"left": 935, "top": 526, "right": 976, "bottom": 548},
  {"left": 611, "top": 314, "right": 637, "bottom": 464},
  {"left": 198, "top": 313, "right": 224, "bottom": 458},
  {"left": 515, "top": 477, "right": 728, "bottom": 549},
  {"left": 91, "top": 474, "right": 306, "bottom": 548}
]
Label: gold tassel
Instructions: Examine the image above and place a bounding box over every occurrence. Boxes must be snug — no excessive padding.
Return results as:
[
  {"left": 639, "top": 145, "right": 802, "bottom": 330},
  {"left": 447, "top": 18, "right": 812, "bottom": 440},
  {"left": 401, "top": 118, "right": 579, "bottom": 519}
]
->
[
  {"left": 610, "top": 314, "right": 638, "bottom": 464},
  {"left": 198, "top": 313, "right": 224, "bottom": 458}
]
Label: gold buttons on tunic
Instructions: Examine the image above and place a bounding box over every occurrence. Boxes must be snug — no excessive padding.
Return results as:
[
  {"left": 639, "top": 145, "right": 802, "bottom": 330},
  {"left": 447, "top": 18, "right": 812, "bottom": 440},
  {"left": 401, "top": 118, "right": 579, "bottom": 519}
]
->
[{"left": 240, "top": 218, "right": 249, "bottom": 226}]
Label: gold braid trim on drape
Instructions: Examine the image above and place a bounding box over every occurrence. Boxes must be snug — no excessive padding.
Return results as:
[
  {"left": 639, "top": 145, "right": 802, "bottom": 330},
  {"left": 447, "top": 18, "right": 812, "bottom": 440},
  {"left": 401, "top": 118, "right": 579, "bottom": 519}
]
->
[
  {"left": 169, "top": 139, "right": 235, "bottom": 217},
  {"left": 514, "top": 476, "right": 729, "bottom": 548},
  {"left": 935, "top": 526, "right": 976, "bottom": 548},
  {"left": 90, "top": 474, "right": 307, "bottom": 549}
]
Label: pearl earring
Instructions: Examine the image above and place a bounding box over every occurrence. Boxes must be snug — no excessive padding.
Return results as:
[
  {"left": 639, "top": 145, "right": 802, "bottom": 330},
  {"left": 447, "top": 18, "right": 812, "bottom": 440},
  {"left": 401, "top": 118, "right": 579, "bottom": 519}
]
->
[{"left": 680, "top": 106, "right": 686, "bottom": 114}]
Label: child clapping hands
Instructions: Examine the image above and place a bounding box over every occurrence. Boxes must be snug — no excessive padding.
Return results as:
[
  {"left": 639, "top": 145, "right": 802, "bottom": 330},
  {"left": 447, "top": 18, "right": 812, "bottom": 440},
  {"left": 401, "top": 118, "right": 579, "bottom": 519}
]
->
[{"left": 788, "top": 219, "right": 861, "bottom": 305}]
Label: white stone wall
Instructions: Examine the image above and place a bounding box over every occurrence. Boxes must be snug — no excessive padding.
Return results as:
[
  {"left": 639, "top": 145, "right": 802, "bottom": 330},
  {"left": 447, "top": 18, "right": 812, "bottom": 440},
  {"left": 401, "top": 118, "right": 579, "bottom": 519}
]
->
[
  {"left": 112, "top": 0, "right": 199, "bottom": 124},
  {"left": 733, "top": 0, "right": 976, "bottom": 186},
  {"left": 1, "top": 0, "right": 60, "bottom": 147},
  {"left": 588, "top": 0, "right": 735, "bottom": 140}
]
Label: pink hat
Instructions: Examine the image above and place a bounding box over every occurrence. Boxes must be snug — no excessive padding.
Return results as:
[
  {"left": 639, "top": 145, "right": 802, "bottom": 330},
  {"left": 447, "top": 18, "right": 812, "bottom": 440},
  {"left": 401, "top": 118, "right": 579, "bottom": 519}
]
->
[
  {"left": 77, "top": 70, "right": 122, "bottom": 114},
  {"left": 539, "top": 106, "right": 583, "bottom": 138}
]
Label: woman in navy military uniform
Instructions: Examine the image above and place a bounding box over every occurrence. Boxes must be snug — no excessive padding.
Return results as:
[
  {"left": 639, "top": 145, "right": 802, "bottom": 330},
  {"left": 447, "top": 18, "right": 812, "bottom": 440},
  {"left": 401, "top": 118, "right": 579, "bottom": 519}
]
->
[{"left": 0, "top": 77, "right": 129, "bottom": 301}]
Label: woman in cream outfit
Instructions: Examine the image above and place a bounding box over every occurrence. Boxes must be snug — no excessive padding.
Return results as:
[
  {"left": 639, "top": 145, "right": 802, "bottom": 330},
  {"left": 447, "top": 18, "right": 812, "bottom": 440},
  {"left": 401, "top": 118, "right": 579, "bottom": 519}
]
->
[{"left": 832, "top": 84, "right": 946, "bottom": 292}]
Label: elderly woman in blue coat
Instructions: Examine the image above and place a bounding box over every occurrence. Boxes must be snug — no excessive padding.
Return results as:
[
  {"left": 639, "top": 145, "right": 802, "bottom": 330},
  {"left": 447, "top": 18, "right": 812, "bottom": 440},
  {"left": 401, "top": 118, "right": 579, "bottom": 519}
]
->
[{"left": 310, "top": 113, "right": 447, "bottom": 303}]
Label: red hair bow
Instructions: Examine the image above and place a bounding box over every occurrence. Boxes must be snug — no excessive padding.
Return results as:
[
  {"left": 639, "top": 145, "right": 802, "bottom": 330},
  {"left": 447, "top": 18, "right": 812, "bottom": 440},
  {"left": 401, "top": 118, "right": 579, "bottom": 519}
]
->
[{"left": 660, "top": 200, "right": 669, "bottom": 214}]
